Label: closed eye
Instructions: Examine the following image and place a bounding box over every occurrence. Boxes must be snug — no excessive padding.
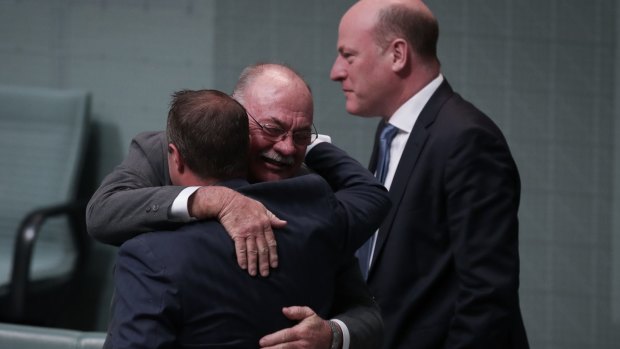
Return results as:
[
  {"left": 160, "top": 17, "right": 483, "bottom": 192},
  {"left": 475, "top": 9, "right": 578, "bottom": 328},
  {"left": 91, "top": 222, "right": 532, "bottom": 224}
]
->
[{"left": 261, "top": 124, "right": 285, "bottom": 137}]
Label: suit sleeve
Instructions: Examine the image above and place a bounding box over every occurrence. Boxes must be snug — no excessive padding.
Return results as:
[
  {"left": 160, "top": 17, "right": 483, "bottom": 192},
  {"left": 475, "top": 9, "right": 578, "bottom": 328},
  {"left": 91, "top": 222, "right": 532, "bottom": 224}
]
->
[
  {"left": 332, "top": 259, "right": 384, "bottom": 349},
  {"left": 444, "top": 125, "right": 522, "bottom": 348},
  {"left": 106, "top": 237, "right": 180, "bottom": 349},
  {"left": 305, "top": 142, "right": 389, "bottom": 349},
  {"left": 305, "top": 142, "right": 391, "bottom": 252},
  {"left": 86, "top": 132, "right": 185, "bottom": 245}
]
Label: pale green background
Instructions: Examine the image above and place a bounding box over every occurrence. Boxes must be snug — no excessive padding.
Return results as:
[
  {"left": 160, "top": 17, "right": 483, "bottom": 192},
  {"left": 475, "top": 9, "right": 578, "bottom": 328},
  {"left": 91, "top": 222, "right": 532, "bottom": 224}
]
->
[{"left": 1, "top": 0, "right": 619, "bottom": 347}]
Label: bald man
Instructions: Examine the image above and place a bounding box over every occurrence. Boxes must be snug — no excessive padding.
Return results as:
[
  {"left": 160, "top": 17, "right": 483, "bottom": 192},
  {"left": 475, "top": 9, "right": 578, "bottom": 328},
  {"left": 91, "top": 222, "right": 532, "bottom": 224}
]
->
[{"left": 330, "top": 1, "right": 529, "bottom": 348}]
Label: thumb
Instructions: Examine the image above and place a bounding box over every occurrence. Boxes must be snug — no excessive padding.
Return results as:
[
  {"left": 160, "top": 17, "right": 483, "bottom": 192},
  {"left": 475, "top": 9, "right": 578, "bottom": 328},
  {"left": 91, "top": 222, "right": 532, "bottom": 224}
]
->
[
  {"left": 282, "top": 306, "right": 314, "bottom": 321},
  {"left": 268, "top": 210, "right": 287, "bottom": 228}
]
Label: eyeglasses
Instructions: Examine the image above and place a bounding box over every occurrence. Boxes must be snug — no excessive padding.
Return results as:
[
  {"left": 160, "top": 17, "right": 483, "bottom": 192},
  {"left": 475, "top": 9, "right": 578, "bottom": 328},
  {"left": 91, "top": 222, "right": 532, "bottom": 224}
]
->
[{"left": 247, "top": 112, "right": 318, "bottom": 146}]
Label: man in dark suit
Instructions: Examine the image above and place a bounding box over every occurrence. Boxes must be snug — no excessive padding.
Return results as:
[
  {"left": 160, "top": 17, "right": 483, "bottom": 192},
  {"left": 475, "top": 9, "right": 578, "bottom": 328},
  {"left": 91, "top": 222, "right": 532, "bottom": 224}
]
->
[
  {"left": 89, "top": 64, "right": 386, "bottom": 348},
  {"left": 330, "top": 0, "right": 529, "bottom": 348},
  {"left": 105, "top": 89, "right": 390, "bottom": 348}
]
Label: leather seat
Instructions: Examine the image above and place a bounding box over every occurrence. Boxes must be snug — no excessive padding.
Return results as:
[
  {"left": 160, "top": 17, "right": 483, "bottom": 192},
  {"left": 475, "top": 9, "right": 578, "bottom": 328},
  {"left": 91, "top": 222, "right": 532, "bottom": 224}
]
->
[
  {"left": 0, "top": 322, "right": 105, "bottom": 349},
  {"left": 0, "top": 85, "right": 91, "bottom": 323}
]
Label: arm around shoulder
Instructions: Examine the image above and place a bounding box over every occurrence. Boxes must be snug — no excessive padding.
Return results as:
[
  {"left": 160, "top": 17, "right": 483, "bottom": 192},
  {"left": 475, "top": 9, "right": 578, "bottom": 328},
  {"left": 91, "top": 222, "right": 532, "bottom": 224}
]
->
[
  {"left": 331, "top": 258, "right": 384, "bottom": 349},
  {"left": 86, "top": 131, "right": 185, "bottom": 245},
  {"left": 305, "top": 142, "right": 391, "bottom": 252}
]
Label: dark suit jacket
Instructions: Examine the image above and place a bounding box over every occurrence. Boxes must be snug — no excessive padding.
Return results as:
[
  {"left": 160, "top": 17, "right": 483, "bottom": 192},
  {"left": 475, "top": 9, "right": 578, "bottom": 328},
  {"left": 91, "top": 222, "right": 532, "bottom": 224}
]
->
[
  {"left": 367, "top": 81, "right": 529, "bottom": 349},
  {"left": 105, "top": 160, "right": 389, "bottom": 348},
  {"left": 89, "top": 133, "right": 389, "bottom": 348}
]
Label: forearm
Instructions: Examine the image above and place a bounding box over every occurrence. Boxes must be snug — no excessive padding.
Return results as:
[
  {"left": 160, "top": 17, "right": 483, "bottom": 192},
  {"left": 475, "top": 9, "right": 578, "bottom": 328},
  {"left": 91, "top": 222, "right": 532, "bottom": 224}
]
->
[
  {"left": 330, "top": 259, "right": 384, "bottom": 349},
  {"left": 86, "top": 132, "right": 185, "bottom": 245},
  {"left": 305, "top": 143, "right": 383, "bottom": 194},
  {"left": 305, "top": 142, "right": 391, "bottom": 251},
  {"left": 188, "top": 186, "right": 237, "bottom": 220},
  {"left": 86, "top": 183, "right": 184, "bottom": 245}
]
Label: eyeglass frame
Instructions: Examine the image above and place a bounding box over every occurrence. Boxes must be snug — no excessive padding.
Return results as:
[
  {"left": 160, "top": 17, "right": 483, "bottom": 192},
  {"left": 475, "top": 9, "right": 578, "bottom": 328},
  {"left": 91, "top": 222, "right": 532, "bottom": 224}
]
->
[{"left": 247, "top": 112, "right": 318, "bottom": 146}]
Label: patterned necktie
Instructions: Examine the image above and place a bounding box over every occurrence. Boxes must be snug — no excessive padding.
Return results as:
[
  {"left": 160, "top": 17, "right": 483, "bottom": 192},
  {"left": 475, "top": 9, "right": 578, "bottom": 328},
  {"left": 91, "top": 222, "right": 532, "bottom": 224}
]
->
[{"left": 357, "top": 123, "right": 398, "bottom": 280}]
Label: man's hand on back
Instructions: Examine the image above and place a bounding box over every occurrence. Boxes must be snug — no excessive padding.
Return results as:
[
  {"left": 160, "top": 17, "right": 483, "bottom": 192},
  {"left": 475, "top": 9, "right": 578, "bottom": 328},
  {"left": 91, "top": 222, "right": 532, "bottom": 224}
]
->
[
  {"left": 259, "top": 306, "right": 335, "bottom": 349},
  {"left": 189, "top": 186, "right": 286, "bottom": 276}
]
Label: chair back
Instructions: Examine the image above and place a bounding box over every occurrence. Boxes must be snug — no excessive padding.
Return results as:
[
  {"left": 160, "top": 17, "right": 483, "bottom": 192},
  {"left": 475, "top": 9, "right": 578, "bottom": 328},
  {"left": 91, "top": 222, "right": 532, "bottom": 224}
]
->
[
  {"left": 0, "top": 322, "right": 105, "bottom": 349},
  {"left": 0, "top": 85, "right": 90, "bottom": 293}
]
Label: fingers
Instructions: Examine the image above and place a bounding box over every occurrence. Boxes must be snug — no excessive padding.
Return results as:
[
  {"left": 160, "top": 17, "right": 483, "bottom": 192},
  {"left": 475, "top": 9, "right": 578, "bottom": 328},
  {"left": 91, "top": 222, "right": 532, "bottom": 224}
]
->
[
  {"left": 232, "top": 231, "right": 267, "bottom": 277},
  {"left": 264, "top": 209, "right": 283, "bottom": 269},
  {"left": 259, "top": 328, "right": 296, "bottom": 348},
  {"left": 267, "top": 237, "right": 278, "bottom": 269},
  {"left": 220, "top": 194, "right": 284, "bottom": 277},
  {"left": 234, "top": 235, "right": 259, "bottom": 276},
  {"left": 260, "top": 307, "right": 328, "bottom": 348},
  {"left": 282, "top": 306, "right": 314, "bottom": 321},
  {"left": 268, "top": 210, "right": 287, "bottom": 228},
  {"left": 245, "top": 236, "right": 258, "bottom": 276},
  {"left": 233, "top": 236, "right": 248, "bottom": 271},
  {"left": 255, "top": 231, "right": 270, "bottom": 277}
]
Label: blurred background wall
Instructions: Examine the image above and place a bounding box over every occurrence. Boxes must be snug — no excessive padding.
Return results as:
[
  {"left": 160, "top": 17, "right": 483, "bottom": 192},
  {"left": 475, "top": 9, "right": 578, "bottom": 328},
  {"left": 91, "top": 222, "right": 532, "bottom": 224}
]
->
[{"left": 0, "top": 0, "right": 618, "bottom": 347}]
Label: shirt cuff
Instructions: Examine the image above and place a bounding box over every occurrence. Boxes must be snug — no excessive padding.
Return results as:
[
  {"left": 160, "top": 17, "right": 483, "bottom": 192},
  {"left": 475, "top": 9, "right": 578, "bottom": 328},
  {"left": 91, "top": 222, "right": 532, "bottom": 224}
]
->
[
  {"left": 330, "top": 319, "right": 350, "bottom": 349},
  {"left": 170, "top": 186, "right": 200, "bottom": 222},
  {"left": 306, "top": 134, "right": 331, "bottom": 155}
]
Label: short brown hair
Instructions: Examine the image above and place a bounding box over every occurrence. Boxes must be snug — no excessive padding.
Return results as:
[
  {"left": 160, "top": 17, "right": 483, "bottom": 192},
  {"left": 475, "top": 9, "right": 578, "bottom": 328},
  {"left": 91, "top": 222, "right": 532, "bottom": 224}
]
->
[{"left": 167, "top": 89, "right": 249, "bottom": 180}]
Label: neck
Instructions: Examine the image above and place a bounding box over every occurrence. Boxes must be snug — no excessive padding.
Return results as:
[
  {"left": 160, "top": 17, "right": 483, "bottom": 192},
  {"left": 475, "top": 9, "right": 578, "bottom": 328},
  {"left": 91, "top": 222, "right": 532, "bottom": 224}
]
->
[
  {"left": 173, "top": 171, "right": 219, "bottom": 187},
  {"left": 385, "top": 64, "right": 439, "bottom": 119}
]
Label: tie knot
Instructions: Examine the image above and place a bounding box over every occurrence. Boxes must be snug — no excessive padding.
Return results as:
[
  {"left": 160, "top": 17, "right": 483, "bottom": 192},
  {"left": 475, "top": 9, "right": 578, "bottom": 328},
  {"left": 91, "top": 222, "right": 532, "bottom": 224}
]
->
[{"left": 380, "top": 123, "right": 398, "bottom": 143}]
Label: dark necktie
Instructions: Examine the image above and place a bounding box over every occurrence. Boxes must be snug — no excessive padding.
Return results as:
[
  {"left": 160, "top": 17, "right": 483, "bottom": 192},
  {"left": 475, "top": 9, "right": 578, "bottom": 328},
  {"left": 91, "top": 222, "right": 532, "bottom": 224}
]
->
[{"left": 357, "top": 123, "right": 398, "bottom": 280}]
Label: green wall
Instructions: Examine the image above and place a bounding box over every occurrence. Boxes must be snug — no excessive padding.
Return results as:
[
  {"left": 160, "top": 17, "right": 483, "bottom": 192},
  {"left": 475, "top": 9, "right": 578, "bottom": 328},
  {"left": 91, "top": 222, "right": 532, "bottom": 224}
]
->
[{"left": 1, "top": 1, "right": 618, "bottom": 347}]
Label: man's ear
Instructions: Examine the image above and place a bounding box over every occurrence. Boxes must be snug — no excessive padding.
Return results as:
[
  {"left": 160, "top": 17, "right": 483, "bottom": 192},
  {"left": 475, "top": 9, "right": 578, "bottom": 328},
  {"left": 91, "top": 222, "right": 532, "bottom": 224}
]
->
[
  {"left": 390, "top": 38, "right": 409, "bottom": 72},
  {"left": 168, "top": 143, "right": 185, "bottom": 174}
]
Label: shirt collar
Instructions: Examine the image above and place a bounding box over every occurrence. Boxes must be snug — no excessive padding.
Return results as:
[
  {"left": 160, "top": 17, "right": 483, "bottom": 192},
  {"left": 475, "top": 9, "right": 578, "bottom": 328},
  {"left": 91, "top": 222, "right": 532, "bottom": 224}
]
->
[{"left": 388, "top": 74, "right": 444, "bottom": 133}]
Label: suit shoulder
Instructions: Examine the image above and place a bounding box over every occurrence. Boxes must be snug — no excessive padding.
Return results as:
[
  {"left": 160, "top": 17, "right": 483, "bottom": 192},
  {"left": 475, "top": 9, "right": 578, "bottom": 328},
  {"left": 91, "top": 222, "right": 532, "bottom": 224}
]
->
[
  {"left": 430, "top": 94, "right": 505, "bottom": 143},
  {"left": 239, "top": 174, "right": 337, "bottom": 222},
  {"left": 119, "top": 226, "right": 200, "bottom": 266},
  {"left": 132, "top": 131, "right": 166, "bottom": 147},
  {"left": 243, "top": 173, "right": 332, "bottom": 199}
]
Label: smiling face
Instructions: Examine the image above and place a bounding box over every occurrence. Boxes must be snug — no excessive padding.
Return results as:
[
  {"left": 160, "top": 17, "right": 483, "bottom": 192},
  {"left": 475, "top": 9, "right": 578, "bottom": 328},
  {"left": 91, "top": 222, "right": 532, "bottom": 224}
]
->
[{"left": 241, "top": 70, "right": 314, "bottom": 183}]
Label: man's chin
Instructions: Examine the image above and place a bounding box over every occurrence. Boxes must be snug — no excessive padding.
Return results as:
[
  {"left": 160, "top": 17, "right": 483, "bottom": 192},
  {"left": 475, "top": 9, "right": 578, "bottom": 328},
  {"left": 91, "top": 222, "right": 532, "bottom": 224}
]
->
[
  {"left": 345, "top": 101, "right": 362, "bottom": 116},
  {"left": 346, "top": 103, "right": 375, "bottom": 118}
]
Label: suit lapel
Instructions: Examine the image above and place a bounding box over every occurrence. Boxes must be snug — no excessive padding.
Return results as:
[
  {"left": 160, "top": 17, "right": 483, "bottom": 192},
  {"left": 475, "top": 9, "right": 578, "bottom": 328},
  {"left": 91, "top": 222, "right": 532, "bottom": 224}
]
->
[{"left": 368, "top": 80, "right": 455, "bottom": 277}]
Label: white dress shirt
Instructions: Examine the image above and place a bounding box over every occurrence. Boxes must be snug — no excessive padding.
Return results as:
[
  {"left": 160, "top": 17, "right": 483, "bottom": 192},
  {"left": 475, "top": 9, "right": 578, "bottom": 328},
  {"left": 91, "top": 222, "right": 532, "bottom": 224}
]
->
[{"left": 368, "top": 74, "right": 444, "bottom": 265}]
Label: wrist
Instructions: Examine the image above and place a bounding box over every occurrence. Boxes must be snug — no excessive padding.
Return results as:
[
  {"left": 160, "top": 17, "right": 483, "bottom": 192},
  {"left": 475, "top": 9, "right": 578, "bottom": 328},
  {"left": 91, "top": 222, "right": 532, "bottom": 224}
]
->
[
  {"left": 328, "top": 320, "right": 343, "bottom": 349},
  {"left": 189, "top": 186, "right": 229, "bottom": 219}
]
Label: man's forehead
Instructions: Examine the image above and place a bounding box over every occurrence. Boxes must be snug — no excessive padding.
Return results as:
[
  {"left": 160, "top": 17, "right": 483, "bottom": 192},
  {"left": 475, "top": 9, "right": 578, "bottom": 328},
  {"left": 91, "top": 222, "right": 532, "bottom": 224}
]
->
[
  {"left": 256, "top": 111, "right": 312, "bottom": 127},
  {"left": 245, "top": 92, "right": 312, "bottom": 119}
]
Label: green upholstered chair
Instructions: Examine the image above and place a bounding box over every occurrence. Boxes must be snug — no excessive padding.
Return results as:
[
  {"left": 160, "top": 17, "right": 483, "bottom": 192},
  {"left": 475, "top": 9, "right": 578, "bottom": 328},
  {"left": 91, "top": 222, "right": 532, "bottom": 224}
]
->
[
  {"left": 0, "top": 85, "right": 91, "bottom": 323},
  {"left": 0, "top": 322, "right": 105, "bottom": 349}
]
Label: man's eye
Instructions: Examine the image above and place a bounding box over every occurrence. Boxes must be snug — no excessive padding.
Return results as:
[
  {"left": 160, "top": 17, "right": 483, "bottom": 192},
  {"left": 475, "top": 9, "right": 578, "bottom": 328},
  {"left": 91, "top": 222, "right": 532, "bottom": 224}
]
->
[
  {"left": 263, "top": 125, "right": 284, "bottom": 136},
  {"left": 294, "top": 132, "right": 312, "bottom": 141}
]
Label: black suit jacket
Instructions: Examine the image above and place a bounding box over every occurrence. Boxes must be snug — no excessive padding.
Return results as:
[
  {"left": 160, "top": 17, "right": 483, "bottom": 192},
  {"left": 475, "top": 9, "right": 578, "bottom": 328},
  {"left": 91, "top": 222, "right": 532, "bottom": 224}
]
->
[
  {"left": 106, "top": 163, "right": 389, "bottom": 348},
  {"left": 89, "top": 133, "right": 389, "bottom": 348},
  {"left": 367, "top": 81, "right": 529, "bottom": 349}
]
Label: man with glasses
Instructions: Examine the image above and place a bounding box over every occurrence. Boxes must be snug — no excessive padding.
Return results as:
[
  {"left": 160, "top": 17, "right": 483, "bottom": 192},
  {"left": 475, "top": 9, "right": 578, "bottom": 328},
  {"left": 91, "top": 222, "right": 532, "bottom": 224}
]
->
[
  {"left": 105, "top": 89, "right": 390, "bottom": 348},
  {"left": 87, "top": 63, "right": 386, "bottom": 348},
  {"left": 232, "top": 64, "right": 319, "bottom": 184}
]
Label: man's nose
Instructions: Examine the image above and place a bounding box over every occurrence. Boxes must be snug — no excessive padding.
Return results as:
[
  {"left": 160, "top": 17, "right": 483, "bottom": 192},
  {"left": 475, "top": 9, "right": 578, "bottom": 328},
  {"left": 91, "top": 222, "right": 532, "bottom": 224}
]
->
[
  {"left": 330, "top": 56, "right": 345, "bottom": 81},
  {"left": 272, "top": 134, "right": 297, "bottom": 155}
]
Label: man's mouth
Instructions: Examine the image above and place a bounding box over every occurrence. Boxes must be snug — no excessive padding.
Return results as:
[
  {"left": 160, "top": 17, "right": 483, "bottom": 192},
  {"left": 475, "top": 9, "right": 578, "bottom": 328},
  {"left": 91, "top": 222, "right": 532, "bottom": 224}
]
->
[{"left": 260, "top": 152, "right": 294, "bottom": 169}]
